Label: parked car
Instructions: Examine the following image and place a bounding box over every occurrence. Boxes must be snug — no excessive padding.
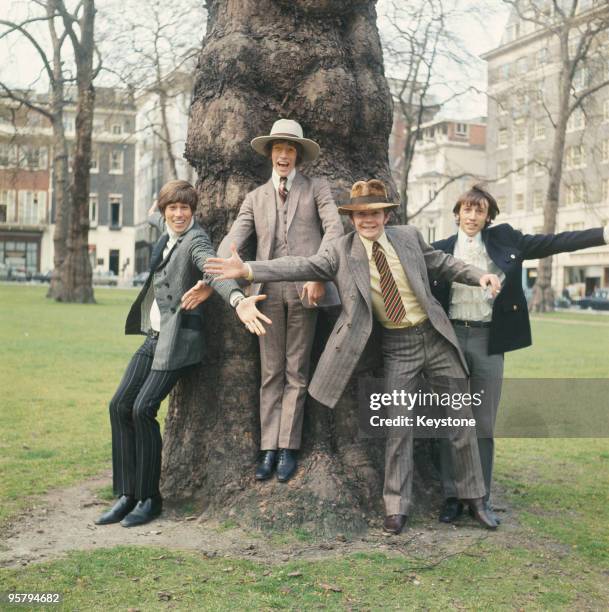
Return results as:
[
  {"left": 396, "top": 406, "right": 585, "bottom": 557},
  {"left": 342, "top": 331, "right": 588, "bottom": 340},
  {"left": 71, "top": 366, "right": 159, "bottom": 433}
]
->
[
  {"left": 10, "top": 267, "right": 28, "bottom": 282},
  {"left": 578, "top": 289, "right": 609, "bottom": 311},
  {"left": 132, "top": 271, "right": 149, "bottom": 287},
  {"left": 92, "top": 270, "right": 118, "bottom": 286},
  {"left": 32, "top": 269, "right": 52, "bottom": 283}
]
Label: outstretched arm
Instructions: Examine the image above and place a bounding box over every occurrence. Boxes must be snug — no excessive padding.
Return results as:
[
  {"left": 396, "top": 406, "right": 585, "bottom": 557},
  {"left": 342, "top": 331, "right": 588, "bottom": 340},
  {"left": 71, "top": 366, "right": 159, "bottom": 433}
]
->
[
  {"left": 204, "top": 243, "right": 338, "bottom": 283},
  {"left": 516, "top": 226, "right": 607, "bottom": 260}
]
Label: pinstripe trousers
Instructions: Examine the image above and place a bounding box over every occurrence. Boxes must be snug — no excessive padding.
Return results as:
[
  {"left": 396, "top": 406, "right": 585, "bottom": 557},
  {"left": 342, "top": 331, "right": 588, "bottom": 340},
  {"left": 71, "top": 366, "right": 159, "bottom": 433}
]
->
[
  {"left": 109, "top": 334, "right": 184, "bottom": 500},
  {"left": 381, "top": 321, "right": 486, "bottom": 515}
]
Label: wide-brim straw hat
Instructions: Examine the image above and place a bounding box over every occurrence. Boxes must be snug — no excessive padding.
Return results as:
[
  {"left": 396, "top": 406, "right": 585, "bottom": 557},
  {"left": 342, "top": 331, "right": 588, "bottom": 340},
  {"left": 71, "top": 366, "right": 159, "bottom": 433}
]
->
[
  {"left": 337, "top": 179, "right": 399, "bottom": 214},
  {"left": 251, "top": 119, "right": 320, "bottom": 162}
]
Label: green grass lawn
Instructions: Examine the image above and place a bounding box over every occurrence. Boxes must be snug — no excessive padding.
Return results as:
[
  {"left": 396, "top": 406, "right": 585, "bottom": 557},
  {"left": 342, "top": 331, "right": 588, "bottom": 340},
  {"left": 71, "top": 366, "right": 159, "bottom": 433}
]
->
[{"left": 1, "top": 285, "right": 608, "bottom": 609}]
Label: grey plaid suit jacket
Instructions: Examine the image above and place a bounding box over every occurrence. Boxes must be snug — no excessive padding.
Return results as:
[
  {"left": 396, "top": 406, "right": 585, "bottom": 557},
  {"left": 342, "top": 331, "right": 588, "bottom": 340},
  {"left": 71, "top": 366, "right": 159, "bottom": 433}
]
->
[
  {"left": 218, "top": 171, "right": 344, "bottom": 307},
  {"left": 126, "top": 215, "right": 242, "bottom": 371},
  {"left": 248, "top": 225, "right": 486, "bottom": 408}
]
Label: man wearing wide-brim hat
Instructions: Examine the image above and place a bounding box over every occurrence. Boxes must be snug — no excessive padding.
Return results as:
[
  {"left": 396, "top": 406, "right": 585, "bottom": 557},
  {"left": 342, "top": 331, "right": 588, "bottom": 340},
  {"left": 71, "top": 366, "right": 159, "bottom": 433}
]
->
[
  {"left": 184, "top": 118, "right": 343, "bottom": 483},
  {"left": 204, "top": 178, "right": 503, "bottom": 534}
]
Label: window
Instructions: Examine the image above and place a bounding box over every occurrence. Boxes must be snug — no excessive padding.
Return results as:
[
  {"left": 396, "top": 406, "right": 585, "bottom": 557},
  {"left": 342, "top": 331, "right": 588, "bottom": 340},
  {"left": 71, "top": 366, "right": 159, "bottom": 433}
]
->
[
  {"left": 497, "top": 196, "right": 507, "bottom": 213},
  {"left": 535, "top": 161, "right": 546, "bottom": 176},
  {"left": 514, "top": 123, "right": 526, "bottom": 144},
  {"left": 565, "top": 183, "right": 584, "bottom": 205},
  {"left": 515, "top": 193, "right": 525, "bottom": 210},
  {"left": 534, "top": 191, "right": 544, "bottom": 209},
  {"left": 111, "top": 123, "right": 123, "bottom": 135},
  {"left": 534, "top": 121, "right": 546, "bottom": 140},
  {"left": 19, "top": 145, "right": 48, "bottom": 170},
  {"left": 109, "top": 195, "right": 122, "bottom": 229},
  {"left": 89, "top": 194, "right": 98, "bottom": 226},
  {"left": 19, "top": 190, "right": 46, "bottom": 224},
  {"left": 93, "top": 117, "right": 105, "bottom": 133},
  {"left": 566, "top": 145, "right": 586, "bottom": 169},
  {"left": 536, "top": 47, "right": 548, "bottom": 67},
  {"left": 573, "top": 67, "right": 588, "bottom": 91},
  {"left": 602, "top": 179, "right": 609, "bottom": 202},
  {"left": 501, "top": 63, "right": 511, "bottom": 80},
  {"left": 0, "top": 190, "right": 16, "bottom": 223},
  {"left": 90, "top": 148, "right": 99, "bottom": 173},
  {"left": 63, "top": 114, "right": 75, "bottom": 132},
  {"left": 516, "top": 158, "right": 526, "bottom": 177},
  {"left": 497, "top": 160, "right": 509, "bottom": 182},
  {"left": 109, "top": 150, "right": 124, "bottom": 174},
  {"left": 517, "top": 57, "right": 528, "bottom": 74},
  {"left": 427, "top": 226, "right": 436, "bottom": 243},
  {"left": 566, "top": 108, "right": 585, "bottom": 132},
  {"left": 565, "top": 222, "right": 584, "bottom": 231},
  {"left": 604, "top": 100, "right": 609, "bottom": 123},
  {"left": 455, "top": 123, "right": 468, "bottom": 137},
  {"left": 0, "top": 143, "right": 18, "bottom": 168},
  {"left": 498, "top": 129, "right": 508, "bottom": 148},
  {"left": 602, "top": 139, "right": 609, "bottom": 163}
]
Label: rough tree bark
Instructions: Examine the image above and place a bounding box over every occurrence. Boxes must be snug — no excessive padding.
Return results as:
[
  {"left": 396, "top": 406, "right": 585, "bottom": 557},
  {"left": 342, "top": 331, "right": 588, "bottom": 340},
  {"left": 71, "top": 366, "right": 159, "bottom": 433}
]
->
[{"left": 161, "top": 0, "right": 439, "bottom": 534}]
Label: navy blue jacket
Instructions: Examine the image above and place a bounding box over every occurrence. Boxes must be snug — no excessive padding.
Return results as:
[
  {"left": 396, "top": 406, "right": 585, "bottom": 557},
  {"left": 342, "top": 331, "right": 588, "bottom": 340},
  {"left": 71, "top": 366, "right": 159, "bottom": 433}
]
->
[{"left": 431, "top": 223, "right": 605, "bottom": 354}]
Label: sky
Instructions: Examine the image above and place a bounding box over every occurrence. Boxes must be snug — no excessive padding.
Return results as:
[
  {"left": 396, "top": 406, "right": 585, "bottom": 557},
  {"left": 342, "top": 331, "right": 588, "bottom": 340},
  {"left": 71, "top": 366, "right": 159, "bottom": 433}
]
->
[{"left": 0, "top": 0, "right": 510, "bottom": 119}]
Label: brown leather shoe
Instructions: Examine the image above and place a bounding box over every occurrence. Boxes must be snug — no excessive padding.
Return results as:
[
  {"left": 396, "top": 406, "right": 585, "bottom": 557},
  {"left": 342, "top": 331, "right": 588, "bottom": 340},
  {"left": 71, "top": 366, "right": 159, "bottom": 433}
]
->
[
  {"left": 383, "top": 514, "right": 407, "bottom": 535},
  {"left": 465, "top": 497, "right": 498, "bottom": 530}
]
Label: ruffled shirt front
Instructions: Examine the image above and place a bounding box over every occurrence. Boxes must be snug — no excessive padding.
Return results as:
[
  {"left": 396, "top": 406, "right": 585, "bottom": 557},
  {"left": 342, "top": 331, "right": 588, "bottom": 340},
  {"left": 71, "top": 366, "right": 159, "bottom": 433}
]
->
[{"left": 448, "top": 228, "right": 504, "bottom": 322}]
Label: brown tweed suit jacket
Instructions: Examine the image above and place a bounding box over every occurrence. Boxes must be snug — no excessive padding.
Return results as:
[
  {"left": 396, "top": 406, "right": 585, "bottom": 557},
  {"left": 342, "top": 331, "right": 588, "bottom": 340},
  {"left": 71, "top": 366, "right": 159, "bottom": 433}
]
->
[
  {"left": 248, "top": 225, "right": 486, "bottom": 408},
  {"left": 218, "top": 171, "right": 344, "bottom": 307}
]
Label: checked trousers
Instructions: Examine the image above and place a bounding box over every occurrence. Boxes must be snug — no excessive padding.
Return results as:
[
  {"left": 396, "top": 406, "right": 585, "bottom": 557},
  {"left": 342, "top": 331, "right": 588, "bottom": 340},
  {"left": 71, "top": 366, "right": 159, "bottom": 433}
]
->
[{"left": 109, "top": 334, "right": 186, "bottom": 500}]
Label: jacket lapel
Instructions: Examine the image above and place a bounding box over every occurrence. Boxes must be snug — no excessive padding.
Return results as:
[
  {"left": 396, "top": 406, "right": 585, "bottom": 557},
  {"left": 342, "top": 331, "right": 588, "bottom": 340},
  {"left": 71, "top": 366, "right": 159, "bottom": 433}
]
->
[
  {"left": 347, "top": 233, "right": 372, "bottom": 312},
  {"left": 263, "top": 179, "right": 277, "bottom": 249},
  {"left": 150, "top": 234, "right": 169, "bottom": 272},
  {"left": 286, "top": 172, "right": 302, "bottom": 231}
]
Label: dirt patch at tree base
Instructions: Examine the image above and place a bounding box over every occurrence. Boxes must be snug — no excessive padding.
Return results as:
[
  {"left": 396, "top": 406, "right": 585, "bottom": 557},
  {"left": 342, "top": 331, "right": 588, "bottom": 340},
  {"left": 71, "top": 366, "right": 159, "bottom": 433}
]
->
[{"left": 0, "top": 473, "right": 512, "bottom": 569}]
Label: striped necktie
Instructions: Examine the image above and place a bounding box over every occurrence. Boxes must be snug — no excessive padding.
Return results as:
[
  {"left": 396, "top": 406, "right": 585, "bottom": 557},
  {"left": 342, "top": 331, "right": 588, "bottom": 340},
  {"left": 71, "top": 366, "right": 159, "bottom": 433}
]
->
[
  {"left": 278, "top": 177, "right": 288, "bottom": 204},
  {"left": 372, "top": 240, "right": 406, "bottom": 324}
]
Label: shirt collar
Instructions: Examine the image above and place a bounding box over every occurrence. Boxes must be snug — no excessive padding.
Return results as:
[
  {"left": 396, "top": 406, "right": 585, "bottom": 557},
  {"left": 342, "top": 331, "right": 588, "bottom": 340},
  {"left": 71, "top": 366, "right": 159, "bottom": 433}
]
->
[
  {"left": 359, "top": 230, "right": 391, "bottom": 261},
  {"left": 272, "top": 168, "right": 296, "bottom": 191},
  {"left": 457, "top": 227, "right": 483, "bottom": 247},
  {"left": 167, "top": 217, "right": 194, "bottom": 244}
]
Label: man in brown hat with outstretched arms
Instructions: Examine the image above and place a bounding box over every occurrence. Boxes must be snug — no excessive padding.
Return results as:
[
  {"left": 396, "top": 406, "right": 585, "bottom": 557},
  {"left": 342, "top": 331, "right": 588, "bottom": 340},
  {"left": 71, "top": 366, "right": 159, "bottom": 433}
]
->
[
  {"left": 184, "top": 119, "right": 343, "bottom": 483},
  {"left": 204, "top": 179, "right": 503, "bottom": 535}
]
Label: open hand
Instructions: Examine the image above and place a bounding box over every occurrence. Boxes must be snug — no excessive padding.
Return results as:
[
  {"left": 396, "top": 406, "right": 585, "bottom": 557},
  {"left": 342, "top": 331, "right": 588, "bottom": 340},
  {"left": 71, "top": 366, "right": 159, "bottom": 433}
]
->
[
  {"left": 204, "top": 243, "right": 249, "bottom": 280},
  {"left": 236, "top": 295, "right": 272, "bottom": 335},
  {"left": 301, "top": 281, "right": 325, "bottom": 307},
  {"left": 181, "top": 280, "right": 214, "bottom": 310}
]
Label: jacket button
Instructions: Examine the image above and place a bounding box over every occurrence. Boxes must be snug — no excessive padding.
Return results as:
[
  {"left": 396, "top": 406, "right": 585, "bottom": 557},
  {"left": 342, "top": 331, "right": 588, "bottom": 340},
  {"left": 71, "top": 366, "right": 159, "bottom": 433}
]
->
[
  {"left": 433, "top": 280, "right": 438, "bottom": 286},
  {"left": 350, "top": 294, "right": 356, "bottom": 300},
  {"left": 165, "top": 282, "right": 170, "bottom": 288},
  {"left": 347, "top": 323, "right": 352, "bottom": 328},
  {"left": 513, "top": 304, "right": 518, "bottom": 311},
  {"left": 170, "top": 307, "right": 176, "bottom": 313},
  {"left": 336, "top": 346, "right": 341, "bottom": 351},
  {"left": 167, "top": 295, "right": 172, "bottom": 300},
  {"left": 510, "top": 254, "right": 516, "bottom": 259}
]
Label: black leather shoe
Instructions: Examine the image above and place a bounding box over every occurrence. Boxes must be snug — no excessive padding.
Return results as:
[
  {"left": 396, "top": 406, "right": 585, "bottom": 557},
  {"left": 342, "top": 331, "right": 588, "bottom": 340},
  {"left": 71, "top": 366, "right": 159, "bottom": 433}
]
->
[
  {"left": 383, "top": 514, "right": 407, "bottom": 535},
  {"left": 276, "top": 449, "right": 297, "bottom": 482},
  {"left": 95, "top": 495, "right": 137, "bottom": 525},
  {"left": 120, "top": 497, "right": 163, "bottom": 528},
  {"left": 469, "top": 500, "right": 501, "bottom": 525},
  {"left": 465, "top": 497, "right": 498, "bottom": 530},
  {"left": 439, "top": 497, "right": 463, "bottom": 523},
  {"left": 255, "top": 450, "right": 277, "bottom": 481}
]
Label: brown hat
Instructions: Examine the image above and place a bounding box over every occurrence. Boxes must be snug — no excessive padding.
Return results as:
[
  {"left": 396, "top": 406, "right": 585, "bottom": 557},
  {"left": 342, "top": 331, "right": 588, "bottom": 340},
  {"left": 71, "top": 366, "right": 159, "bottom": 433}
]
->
[{"left": 337, "top": 179, "right": 399, "bottom": 214}]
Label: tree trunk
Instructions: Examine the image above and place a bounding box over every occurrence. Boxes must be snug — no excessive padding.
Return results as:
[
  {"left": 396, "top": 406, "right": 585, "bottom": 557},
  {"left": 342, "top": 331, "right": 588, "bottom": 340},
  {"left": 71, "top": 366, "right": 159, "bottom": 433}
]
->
[
  {"left": 55, "top": 0, "right": 96, "bottom": 303},
  {"left": 162, "top": 0, "right": 439, "bottom": 533},
  {"left": 531, "top": 35, "right": 571, "bottom": 313}
]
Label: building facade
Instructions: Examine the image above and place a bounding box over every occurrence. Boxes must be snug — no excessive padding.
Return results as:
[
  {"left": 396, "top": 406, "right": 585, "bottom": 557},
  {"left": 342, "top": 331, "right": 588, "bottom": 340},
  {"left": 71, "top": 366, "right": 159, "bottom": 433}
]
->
[
  {"left": 484, "top": 3, "right": 609, "bottom": 296},
  {"left": 134, "top": 70, "right": 195, "bottom": 273},
  {"left": 0, "top": 95, "right": 52, "bottom": 276},
  {"left": 406, "top": 118, "right": 488, "bottom": 244}
]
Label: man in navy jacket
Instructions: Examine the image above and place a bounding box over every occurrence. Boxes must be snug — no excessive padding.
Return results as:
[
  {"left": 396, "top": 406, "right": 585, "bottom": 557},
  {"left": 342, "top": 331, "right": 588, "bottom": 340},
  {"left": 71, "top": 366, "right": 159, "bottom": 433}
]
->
[{"left": 430, "top": 184, "right": 608, "bottom": 524}]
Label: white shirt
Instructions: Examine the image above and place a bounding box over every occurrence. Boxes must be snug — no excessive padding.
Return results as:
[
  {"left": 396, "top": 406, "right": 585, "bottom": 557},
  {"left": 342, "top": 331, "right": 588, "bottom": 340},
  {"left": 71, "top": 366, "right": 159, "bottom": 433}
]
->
[
  {"left": 271, "top": 168, "right": 296, "bottom": 192},
  {"left": 449, "top": 228, "right": 504, "bottom": 323}
]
